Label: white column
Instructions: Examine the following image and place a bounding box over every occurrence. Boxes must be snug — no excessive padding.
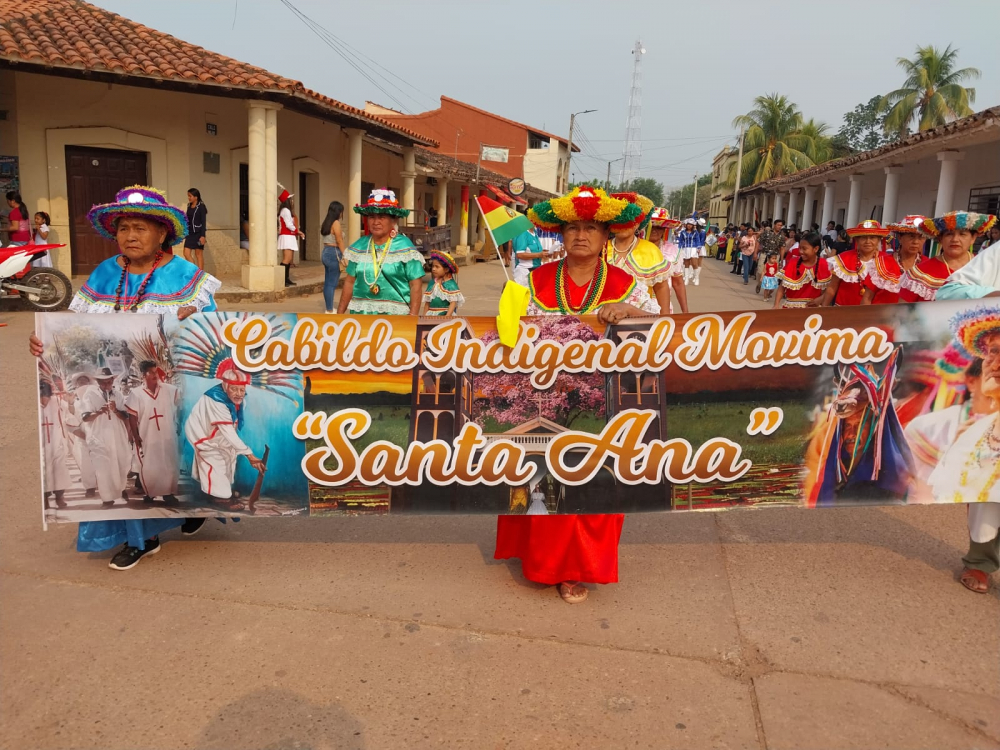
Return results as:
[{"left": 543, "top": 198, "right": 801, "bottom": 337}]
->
[
  {"left": 934, "top": 151, "right": 964, "bottom": 216},
  {"left": 345, "top": 128, "right": 365, "bottom": 243},
  {"left": 435, "top": 177, "right": 449, "bottom": 227},
  {"left": 846, "top": 175, "right": 864, "bottom": 228},
  {"left": 751, "top": 194, "right": 760, "bottom": 223},
  {"left": 242, "top": 102, "right": 283, "bottom": 292},
  {"left": 802, "top": 185, "right": 818, "bottom": 229},
  {"left": 760, "top": 192, "right": 770, "bottom": 221},
  {"left": 773, "top": 192, "right": 785, "bottom": 222},
  {"left": 882, "top": 166, "right": 903, "bottom": 225},
  {"left": 786, "top": 189, "right": 800, "bottom": 227},
  {"left": 821, "top": 181, "right": 836, "bottom": 228},
  {"left": 400, "top": 146, "right": 416, "bottom": 225},
  {"left": 264, "top": 106, "right": 279, "bottom": 266}
]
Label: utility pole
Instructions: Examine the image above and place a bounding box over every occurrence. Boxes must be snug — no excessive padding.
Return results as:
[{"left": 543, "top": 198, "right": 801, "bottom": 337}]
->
[
  {"left": 691, "top": 173, "right": 698, "bottom": 215},
  {"left": 729, "top": 126, "right": 745, "bottom": 226},
  {"left": 606, "top": 158, "right": 624, "bottom": 191},
  {"left": 566, "top": 109, "right": 596, "bottom": 190}
]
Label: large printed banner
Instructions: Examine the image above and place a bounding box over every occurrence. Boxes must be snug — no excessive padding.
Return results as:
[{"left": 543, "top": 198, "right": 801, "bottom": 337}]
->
[{"left": 34, "top": 302, "right": 1000, "bottom": 523}]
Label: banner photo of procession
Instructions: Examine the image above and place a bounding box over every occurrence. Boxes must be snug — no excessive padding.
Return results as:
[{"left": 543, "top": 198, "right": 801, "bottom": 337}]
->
[{"left": 34, "top": 301, "right": 1000, "bottom": 523}]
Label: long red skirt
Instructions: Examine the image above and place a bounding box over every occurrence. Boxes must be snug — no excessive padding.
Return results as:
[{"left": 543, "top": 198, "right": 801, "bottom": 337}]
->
[{"left": 494, "top": 514, "right": 624, "bottom": 585}]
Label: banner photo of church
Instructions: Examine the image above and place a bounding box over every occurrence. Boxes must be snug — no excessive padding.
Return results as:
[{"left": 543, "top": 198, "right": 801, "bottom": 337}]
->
[{"left": 34, "top": 301, "right": 1000, "bottom": 523}]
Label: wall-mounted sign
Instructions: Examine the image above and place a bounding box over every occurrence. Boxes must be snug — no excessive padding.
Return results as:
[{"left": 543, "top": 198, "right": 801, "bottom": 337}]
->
[
  {"left": 206, "top": 123, "right": 218, "bottom": 136},
  {"left": 480, "top": 145, "right": 509, "bottom": 164},
  {"left": 508, "top": 178, "right": 526, "bottom": 196}
]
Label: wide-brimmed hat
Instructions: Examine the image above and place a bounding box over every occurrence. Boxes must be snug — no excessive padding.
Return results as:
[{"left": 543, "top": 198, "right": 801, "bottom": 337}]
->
[
  {"left": 90, "top": 366, "right": 116, "bottom": 381},
  {"left": 887, "top": 215, "right": 927, "bottom": 234},
  {"left": 428, "top": 250, "right": 458, "bottom": 275},
  {"left": 918, "top": 210, "right": 997, "bottom": 239},
  {"left": 951, "top": 306, "right": 1000, "bottom": 358},
  {"left": 527, "top": 185, "right": 639, "bottom": 232},
  {"left": 648, "top": 207, "right": 681, "bottom": 230},
  {"left": 608, "top": 192, "right": 654, "bottom": 232},
  {"left": 87, "top": 186, "right": 188, "bottom": 246},
  {"left": 353, "top": 188, "right": 410, "bottom": 218},
  {"left": 846, "top": 219, "right": 891, "bottom": 239}
]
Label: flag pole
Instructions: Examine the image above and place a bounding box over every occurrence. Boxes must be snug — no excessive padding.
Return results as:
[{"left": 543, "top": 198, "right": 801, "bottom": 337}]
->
[{"left": 474, "top": 197, "right": 512, "bottom": 282}]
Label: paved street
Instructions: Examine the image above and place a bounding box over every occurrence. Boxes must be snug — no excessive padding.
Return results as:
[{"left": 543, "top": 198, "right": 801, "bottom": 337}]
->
[{"left": 2, "top": 259, "right": 998, "bottom": 750}]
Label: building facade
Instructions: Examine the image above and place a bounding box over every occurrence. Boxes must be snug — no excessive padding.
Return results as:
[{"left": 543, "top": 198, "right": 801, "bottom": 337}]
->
[{"left": 709, "top": 146, "right": 739, "bottom": 227}]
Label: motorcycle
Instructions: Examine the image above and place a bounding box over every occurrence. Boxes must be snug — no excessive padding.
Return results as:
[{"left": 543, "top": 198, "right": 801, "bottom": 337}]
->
[{"left": 0, "top": 243, "right": 73, "bottom": 311}]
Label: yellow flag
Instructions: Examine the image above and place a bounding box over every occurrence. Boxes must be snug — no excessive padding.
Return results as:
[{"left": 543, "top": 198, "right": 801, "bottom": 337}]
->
[{"left": 496, "top": 280, "right": 530, "bottom": 347}]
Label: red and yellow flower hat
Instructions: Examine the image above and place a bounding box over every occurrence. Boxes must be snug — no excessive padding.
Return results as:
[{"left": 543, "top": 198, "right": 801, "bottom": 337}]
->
[
  {"left": 609, "top": 192, "right": 654, "bottom": 233},
  {"left": 527, "top": 185, "right": 640, "bottom": 232},
  {"left": 648, "top": 207, "right": 681, "bottom": 230}
]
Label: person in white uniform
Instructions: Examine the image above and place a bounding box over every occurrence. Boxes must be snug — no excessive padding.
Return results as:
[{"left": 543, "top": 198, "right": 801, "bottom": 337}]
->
[
  {"left": 184, "top": 360, "right": 265, "bottom": 510},
  {"left": 126, "top": 361, "right": 181, "bottom": 506},
  {"left": 928, "top": 311, "right": 1000, "bottom": 593},
  {"left": 39, "top": 380, "right": 72, "bottom": 508},
  {"left": 63, "top": 372, "right": 98, "bottom": 496},
  {"left": 79, "top": 367, "right": 133, "bottom": 507}
]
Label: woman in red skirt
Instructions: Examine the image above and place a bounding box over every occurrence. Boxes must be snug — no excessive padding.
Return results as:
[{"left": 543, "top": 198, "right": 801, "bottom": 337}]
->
[
  {"left": 497, "top": 186, "right": 658, "bottom": 603},
  {"left": 863, "top": 215, "right": 926, "bottom": 304}
]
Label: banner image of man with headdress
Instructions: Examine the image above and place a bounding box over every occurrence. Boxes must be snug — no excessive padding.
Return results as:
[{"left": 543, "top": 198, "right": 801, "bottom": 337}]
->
[
  {"left": 184, "top": 358, "right": 266, "bottom": 509},
  {"left": 39, "top": 379, "right": 72, "bottom": 508},
  {"left": 803, "top": 351, "right": 914, "bottom": 506},
  {"left": 126, "top": 361, "right": 181, "bottom": 506}
]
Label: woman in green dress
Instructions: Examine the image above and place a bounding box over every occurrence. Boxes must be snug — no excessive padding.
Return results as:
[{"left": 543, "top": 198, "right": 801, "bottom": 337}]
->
[{"left": 337, "top": 188, "right": 426, "bottom": 315}]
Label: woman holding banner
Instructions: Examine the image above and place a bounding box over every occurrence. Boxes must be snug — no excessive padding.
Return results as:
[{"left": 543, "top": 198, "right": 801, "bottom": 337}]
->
[
  {"left": 337, "top": 189, "right": 425, "bottom": 315},
  {"left": 494, "top": 186, "right": 656, "bottom": 604}
]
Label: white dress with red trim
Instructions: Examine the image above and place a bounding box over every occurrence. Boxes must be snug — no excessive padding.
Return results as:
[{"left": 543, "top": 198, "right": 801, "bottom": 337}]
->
[
  {"left": 899, "top": 257, "right": 955, "bottom": 302},
  {"left": 125, "top": 383, "right": 180, "bottom": 497},
  {"left": 183, "top": 391, "right": 252, "bottom": 500},
  {"left": 777, "top": 256, "right": 831, "bottom": 308}
]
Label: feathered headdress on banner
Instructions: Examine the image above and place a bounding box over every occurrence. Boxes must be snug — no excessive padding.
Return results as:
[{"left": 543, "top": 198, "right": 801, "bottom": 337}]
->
[{"left": 172, "top": 313, "right": 302, "bottom": 403}]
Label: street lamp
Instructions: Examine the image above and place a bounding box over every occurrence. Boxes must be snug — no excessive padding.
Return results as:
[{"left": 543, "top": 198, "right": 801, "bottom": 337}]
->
[{"left": 566, "top": 108, "right": 596, "bottom": 189}]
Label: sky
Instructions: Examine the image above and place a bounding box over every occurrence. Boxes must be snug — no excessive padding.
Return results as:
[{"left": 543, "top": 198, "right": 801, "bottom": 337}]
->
[{"left": 96, "top": 0, "right": 1000, "bottom": 192}]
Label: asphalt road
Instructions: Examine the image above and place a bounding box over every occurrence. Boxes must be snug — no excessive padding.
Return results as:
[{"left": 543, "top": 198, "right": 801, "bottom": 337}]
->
[{"left": 1, "top": 260, "right": 998, "bottom": 750}]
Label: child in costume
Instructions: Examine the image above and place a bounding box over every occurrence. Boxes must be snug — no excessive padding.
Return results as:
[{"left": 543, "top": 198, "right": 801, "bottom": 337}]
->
[
  {"left": 760, "top": 255, "right": 779, "bottom": 300},
  {"left": 421, "top": 251, "right": 464, "bottom": 316}
]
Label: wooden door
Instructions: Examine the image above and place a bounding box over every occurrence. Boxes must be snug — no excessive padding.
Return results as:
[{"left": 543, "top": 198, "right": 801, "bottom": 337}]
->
[{"left": 66, "top": 146, "right": 149, "bottom": 275}]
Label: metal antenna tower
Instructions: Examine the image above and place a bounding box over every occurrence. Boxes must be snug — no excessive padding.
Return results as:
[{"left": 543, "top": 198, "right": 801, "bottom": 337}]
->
[{"left": 619, "top": 39, "right": 645, "bottom": 186}]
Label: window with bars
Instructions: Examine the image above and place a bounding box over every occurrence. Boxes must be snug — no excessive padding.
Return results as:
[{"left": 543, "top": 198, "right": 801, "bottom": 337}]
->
[{"left": 969, "top": 185, "right": 1000, "bottom": 215}]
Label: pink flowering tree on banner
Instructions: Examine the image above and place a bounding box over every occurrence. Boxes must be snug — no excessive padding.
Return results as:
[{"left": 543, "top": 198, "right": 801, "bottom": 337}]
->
[{"left": 473, "top": 317, "right": 606, "bottom": 430}]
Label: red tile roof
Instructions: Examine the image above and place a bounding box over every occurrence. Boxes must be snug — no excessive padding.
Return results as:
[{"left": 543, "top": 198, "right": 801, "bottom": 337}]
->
[{"left": 0, "top": 0, "right": 436, "bottom": 146}]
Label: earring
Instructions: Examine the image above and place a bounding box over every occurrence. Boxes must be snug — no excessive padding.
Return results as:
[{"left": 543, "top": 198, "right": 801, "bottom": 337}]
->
[{"left": 390, "top": 228, "right": 398, "bottom": 238}]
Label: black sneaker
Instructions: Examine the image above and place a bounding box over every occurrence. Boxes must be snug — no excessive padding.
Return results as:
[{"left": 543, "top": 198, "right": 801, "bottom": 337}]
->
[
  {"left": 108, "top": 537, "right": 160, "bottom": 570},
  {"left": 181, "top": 518, "right": 206, "bottom": 536}
]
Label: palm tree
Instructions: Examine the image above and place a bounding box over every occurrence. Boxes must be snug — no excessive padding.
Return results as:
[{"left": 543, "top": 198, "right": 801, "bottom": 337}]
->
[
  {"left": 726, "top": 94, "right": 816, "bottom": 189},
  {"left": 879, "top": 45, "right": 980, "bottom": 137},
  {"left": 798, "top": 119, "right": 835, "bottom": 165}
]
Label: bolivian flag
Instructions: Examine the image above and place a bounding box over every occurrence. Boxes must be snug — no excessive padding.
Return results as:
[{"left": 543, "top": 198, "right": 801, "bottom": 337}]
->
[{"left": 476, "top": 195, "right": 533, "bottom": 245}]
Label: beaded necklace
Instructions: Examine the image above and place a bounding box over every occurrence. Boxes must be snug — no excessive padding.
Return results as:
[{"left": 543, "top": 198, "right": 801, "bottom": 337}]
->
[
  {"left": 953, "top": 420, "right": 1000, "bottom": 503},
  {"left": 555, "top": 258, "right": 607, "bottom": 314},
  {"left": 363, "top": 235, "right": 393, "bottom": 295},
  {"left": 114, "top": 250, "right": 165, "bottom": 312}
]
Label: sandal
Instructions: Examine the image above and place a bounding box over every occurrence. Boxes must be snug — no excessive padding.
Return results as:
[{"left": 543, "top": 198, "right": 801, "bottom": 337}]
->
[
  {"left": 558, "top": 581, "right": 589, "bottom": 604},
  {"left": 959, "top": 567, "right": 990, "bottom": 594}
]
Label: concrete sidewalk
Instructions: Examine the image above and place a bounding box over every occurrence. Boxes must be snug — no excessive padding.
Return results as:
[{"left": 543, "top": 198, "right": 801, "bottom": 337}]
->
[{"left": 2, "top": 264, "right": 998, "bottom": 750}]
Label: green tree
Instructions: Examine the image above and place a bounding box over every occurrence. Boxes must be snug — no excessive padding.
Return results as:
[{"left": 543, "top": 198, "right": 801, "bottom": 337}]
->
[
  {"left": 879, "top": 44, "right": 980, "bottom": 137},
  {"left": 833, "top": 96, "right": 897, "bottom": 152},
  {"left": 665, "top": 175, "right": 711, "bottom": 216},
  {"left": 728, "top": 94, "right": 816, "bottom": 189},
  {"left": 798, "top": 118, "right": 835, "bottom": 164},
  {"left": 617, "top": 177, "right": 665, "bottom": 207}
]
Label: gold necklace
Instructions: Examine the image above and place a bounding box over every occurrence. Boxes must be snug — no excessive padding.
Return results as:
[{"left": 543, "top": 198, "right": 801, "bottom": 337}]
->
[{"left": 365, "top": 235, "right": 393, "bottom": 295}]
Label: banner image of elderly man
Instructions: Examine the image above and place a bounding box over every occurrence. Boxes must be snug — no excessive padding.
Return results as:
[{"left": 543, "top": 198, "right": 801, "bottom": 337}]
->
[
  {"left": 184, "top": 359, "right": 266, "bottom": 511},
  {"left": 79, "top": 366, "right": 133, "bottom": 507},
  {"left": 126, "top": 360, "right": 181, "bottom": 506}
]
